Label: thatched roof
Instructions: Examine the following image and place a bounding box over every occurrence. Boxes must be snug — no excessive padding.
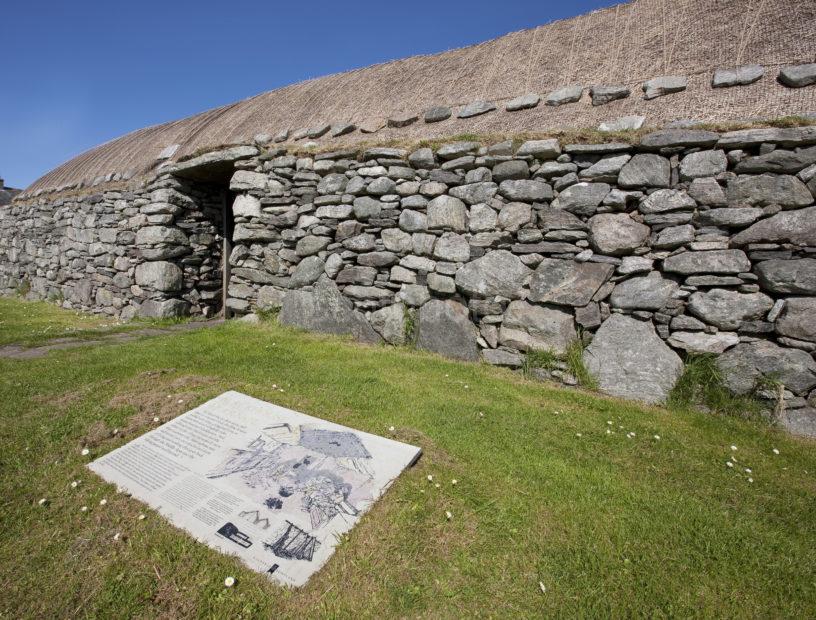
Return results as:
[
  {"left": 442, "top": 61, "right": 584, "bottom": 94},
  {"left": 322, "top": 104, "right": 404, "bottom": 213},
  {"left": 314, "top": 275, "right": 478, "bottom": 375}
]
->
[{"left": 25, "top": 0, "right": 816, "bottom": 195}]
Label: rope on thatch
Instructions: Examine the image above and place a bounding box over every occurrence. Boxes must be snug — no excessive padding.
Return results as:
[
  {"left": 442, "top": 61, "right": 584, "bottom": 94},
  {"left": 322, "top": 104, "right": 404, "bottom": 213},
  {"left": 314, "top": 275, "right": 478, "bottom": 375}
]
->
[{"left": 736, "top": 0, "right": 769, "bottom": 65}]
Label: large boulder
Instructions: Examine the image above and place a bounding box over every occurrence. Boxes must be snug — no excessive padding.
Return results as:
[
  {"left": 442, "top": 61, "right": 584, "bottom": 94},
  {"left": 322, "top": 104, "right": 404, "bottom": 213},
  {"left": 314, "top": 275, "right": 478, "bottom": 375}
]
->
[
  {"left": 755, "top": 258, "right": 816, "bottom": 294},
  {"left": 279, "top": 276, "right": 381, "bottom": 344},
  {"left": 528, "top": 258, "right": 613, "bottom": 306},
  {"left": 416, "top": 299, "right": 478, "bottom": 361},
  {"left": 134, "top": 261, "right": 182, "bottom": 292},
  {"left": 687, "top": 289, "right": 774, "bottom": 330},
  {"left": 776, "top": 297, "right": 816, "bottom": 343},
  {"left": 610, "top": 272, "right": 679, "bottom": 310},
  {"left": 588, "top": 214, "right": 650, "bottom": 256},
  {"left": 730, "top": 207, "right": 816, "bottom": 246},
  {"left": 779, "top": 408, "right": 816, "bottom": 439},
  {"left": 717, "top": 340, "right": 816, "bottom": 396},
  {"left": 583, "top": 314, "right": 683, "bottom": 404},
  {"left": 498, "top": 300, "right": 575, "bottom": 354},
  {"left": 454, "top": 250, "right": 531, "bottom": 298}
]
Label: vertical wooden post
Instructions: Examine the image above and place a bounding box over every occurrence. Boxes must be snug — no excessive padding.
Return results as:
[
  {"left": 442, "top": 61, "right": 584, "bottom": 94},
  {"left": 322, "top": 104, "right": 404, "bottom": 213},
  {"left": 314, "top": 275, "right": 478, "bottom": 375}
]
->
[{"left": 222, "top": 190, "right": 232, "bottom": 319}]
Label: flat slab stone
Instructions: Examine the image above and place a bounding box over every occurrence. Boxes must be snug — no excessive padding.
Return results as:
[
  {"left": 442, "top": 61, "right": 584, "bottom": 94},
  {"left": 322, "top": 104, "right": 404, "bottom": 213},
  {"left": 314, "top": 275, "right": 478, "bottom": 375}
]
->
[
  {"left": 89, "top": 391, "right": 420, "bottom": 587},
  {"left": 545, "top": 85, "right": 583, "bottom": 106},
  {"left": 712, "top": 65, "right": 764, "bottom": 88},
  {"left": 506, "top": 93, "right": 540, "bottom": 111},
  {"left": 458, "top": 100, "right": 496, "bottom": 118},
  {"left": 583, "top": 313, "right": 683, "bottom": 404},
  {"left": 778, "top": 63, "right": 816, "bottom": 88},
  {"left": 424, "top": 106, "right": 451, "bottom": 123},
  {"left": 529, "top": 258, "right": 613, "bottom": 306}
]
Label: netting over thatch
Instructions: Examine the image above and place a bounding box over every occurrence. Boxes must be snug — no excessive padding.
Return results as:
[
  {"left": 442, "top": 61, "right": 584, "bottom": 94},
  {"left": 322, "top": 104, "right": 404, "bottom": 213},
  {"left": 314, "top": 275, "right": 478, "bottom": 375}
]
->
[{"left": 26, "top": 0, "right": 816, "bottom": 194}]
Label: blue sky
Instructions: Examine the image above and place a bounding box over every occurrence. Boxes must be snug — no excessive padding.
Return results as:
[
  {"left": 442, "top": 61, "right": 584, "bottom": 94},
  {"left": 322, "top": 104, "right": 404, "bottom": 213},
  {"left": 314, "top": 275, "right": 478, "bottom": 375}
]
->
[{"left": 1, "top": 0, "right": 618, "bottom": 188}]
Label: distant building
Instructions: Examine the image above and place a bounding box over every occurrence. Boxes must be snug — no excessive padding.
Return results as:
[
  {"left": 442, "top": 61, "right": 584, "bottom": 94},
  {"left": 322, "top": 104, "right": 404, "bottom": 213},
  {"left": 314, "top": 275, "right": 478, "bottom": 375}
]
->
[{"left": 0, "top": 178, "right": 21, "bottom": 206}]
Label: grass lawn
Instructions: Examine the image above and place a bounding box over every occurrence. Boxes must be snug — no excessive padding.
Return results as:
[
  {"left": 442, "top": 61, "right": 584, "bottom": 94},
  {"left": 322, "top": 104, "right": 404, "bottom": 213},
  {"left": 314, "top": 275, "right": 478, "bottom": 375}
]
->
[{"left": 0, "top": 297, "right": 814, "bottom": 618}]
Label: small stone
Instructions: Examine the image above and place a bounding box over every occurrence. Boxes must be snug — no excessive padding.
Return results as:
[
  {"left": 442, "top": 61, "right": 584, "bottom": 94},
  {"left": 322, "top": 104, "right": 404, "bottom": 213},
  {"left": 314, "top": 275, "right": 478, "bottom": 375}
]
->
[
  {"left": 424, "top": 106, "right": 452, "bottom": 123},
  {"left": 642, "top": 75, "right": 687, "bottom": 99},
  {"left": 778, "top": 63, "right": 816, "bottom": 88},
  {"left": 712, "top": 65, "right": 764, "bottom": 88},
  {"left": 590, "top": 85, "right": 631, "bottom": 106},
  {"left": 388, "top": 113, "right": 419, "bottom": 128},
  {"left": 506, "top": 93, "right": 540, "bottom": 111},
  {"left": 458, "top": 100, "right": 496, "bottom": 118},
  {"left": 545, "top": 85, "right": 583, "bottom": 106},
  {"left": 599, "top": 115, "right": 645, "bottom": 131}
]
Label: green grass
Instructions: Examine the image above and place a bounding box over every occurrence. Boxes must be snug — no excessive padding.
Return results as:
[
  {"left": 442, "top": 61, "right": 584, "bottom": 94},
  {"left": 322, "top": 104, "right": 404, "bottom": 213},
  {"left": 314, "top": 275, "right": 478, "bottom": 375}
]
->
[{"left": 1, "top": 298, "right": 815, "bottom": 618}]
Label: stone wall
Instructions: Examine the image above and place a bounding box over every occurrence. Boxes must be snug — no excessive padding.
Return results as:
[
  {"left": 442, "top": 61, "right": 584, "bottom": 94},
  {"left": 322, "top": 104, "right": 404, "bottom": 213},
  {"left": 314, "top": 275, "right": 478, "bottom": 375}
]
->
[{"left": 2, "top": 126, "right": 816, "bottom": 435}]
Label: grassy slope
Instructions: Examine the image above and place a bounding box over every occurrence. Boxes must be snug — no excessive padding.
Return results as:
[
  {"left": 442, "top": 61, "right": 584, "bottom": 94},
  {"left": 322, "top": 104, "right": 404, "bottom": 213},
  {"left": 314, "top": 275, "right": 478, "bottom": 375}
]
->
[{"left": 0, "top": 300, "right": 814, "bottom": 618}]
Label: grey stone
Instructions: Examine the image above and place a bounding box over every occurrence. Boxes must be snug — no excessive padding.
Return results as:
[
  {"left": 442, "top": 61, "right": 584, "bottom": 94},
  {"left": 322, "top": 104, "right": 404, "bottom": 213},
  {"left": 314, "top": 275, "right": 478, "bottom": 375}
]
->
[
  {"left": 416, "top": 299, "right": 478, "bottom": 361},
  {"left": 618, "top": 256, "right": 654, "bottom": 275},
  {"left": 642, "top": 75, "right": 687, "bottom": 99},
  {"left": 427, "top": 273, "right": 456, "bottom": 294},
  {"left": 668, "top": 331, "right": 739, "bottom": 354},
  {"left": 552, "top": 182, "right": 611, "bottom": 216},
  {"left": 482, "top": 348, "right": 525, "bottom": 367},
  {"left": 307, "top": 124, "right": 330, "bottom": 138},
  {"left": 492, "top": 160, "right": 529, "bottom": 182},
  {"left": 717, "top": 126, "right": 816, "bottom": 149},
  {"left": 499, "top": 300, "right": 575, "bottom": 354},
  {"left": 618, "top": 154, "right": 671, "bottom": 188},
  {"left": 290, "top": 255, "right": 325, "bottom": 287},
  {"left": 756, "top": 259, "right": 816, "bottom": 294},
  {"left": 777, "top": 297, "right": 816, "bottom": 343},
  {"left": 437, "top": 141, "right": 480, "bottom": 160},
  {"left": 449, "top": 182, "right": 498, "bottom": 205},
  {"left": 134, "top": 261, "right": 182, "bottom": 292},
  {"left": 315, "top": 204, "right": 353, "bottom": 219},
  {"left": 506, "top": 93, "right": 541, "bottom": 111},
  {"left": 138, "top": 298, "right": 189, "bottom": 319},
  {"left": 640, "top": 129, "right": 720, "bottom": 149},
  {"left": 343, "top": 285, "right": 392, "bottom": 301},
  {"left": 579, "top": 155, "right": 631, "bottom": 181},
  {"left": 529, "top": 258, "right": 614, "bottom": 306},
  {"left": 296, "top": 235, "right": 332, "bottom": 257},
  {"left": 433, "top": 233, "right": 470, "bottom": 262},
  {"left": 465, "top": 203, "right": 497, "bottom": 232},
  {"left": 381, "top": 228, "right": 413, "bottom": 253},
  {"left": 497, "top": 202, "right": 532, "bottom": 232},
  {"left": 638, "top": 189, "right": 696, "bottom": 214},
  {"left": 731, "top": 206, "right": 816, "bottom": 246},
  {"left": 396, "top": 284, "right": 431, "bottom": 307},
  {"left": 610, "top": 272, "right": 679, "bottom": 310},
  {"left": 545, "top": 85, "right": 583, "bottom": 106},
  {"left": 357, "top": 251, "right": 397, "bottom": 268},
  {"left": 455, "top": 250, "right": 531, "bottom": 298},
  {"left": 229, "top": 170, "right": 269, "bottom": 191},
  {"left": 663, "top": 249, "right": 751, "bottom": 274},
  {"left": 588, "top": 213, "right": 650, "bottom": 256},
  {"left": 735, "top": 146, "right": 816, "bottom": 174},
  {"left": 342, "top": 233, "right": 376, "bottom": 252},
  {"left": 680, "top": 150, "right": 728, "bottom": 179},
  {"left": 712, "top": 64, "right": 764, "bottom": 88},
  {"left": 654, "top": 224, "right": 695, "bottom": 249},
  {"left": 387, "top": 113, "right": 418, "bottom": 128},
  {"left": 427, "top": 195, "right": 468, "bottom": 231},
  {"left": 398, "top": 209, "right": 427, "bottom": 233},
  {"left": 688, "top": 178, "right": 727, "bottom": 206},
  {"left": 367, "top": 177, "right": 396, "bottom": 196},
  {"left": 726, "top": 174, "right": 813, "bottom": 207},
  {"left": 598, "top": 116, "right": 645, "bottom": 131},
  {"left": 779, "top": 407, "right": 816, "bottom": 438},
  {"left": 352, "top": 196, "right": 383, "bottom": 221},
  {"left": 232, "top": 194, "right": 262, "bottom": 218},
  {"left": 590, "top": 85, "right": 631, "bottom": 106},
  {"left": 498, "top": 180, "right": 553, "bottom": 202},
  {"left": 280, "top": 276, "right": 381, "bottom": 344},
  {"left": 583, "top": 313, "right": 683, "bottom": 404},
  {"left": 778, "top": 63, "right": 816, "bottom": 88},
  {"left": 336, "top": 265, "right": 377, "bottom": 286},
  {"left": 537, "top": 206, "right": 587, "bottom": 232},
  {"left": 257, "top": 286, "right": 286, "bottom": 310},
  {"left": 174, "top": 145, "right": 258, "bottom": 174},
  {"left": 408, "top": 148, "right": 436, "bottom": 169},
  {"left": 317, "top": 173, "right": 348, "bottom": 195},
  {"left": 687, "top": 288, "right": 774, "bottom": 329},
  {"left": 136, "top": 226, "right": 188, "bottom": 247},
  {"left": 517, "top": 139, "right": 561, "bottom": 159},
  {"left": 458, "top": 100, "right": 496, "bottom": 118},
  {"left": 330, "top": 123, "right": 356, "bottom": 137},
  {"left": 717, "top": 339, "right": 816, "bottom": 396},
  {"left": 369, "top": 303, "right": 407, "bottom": 345},
  {"left": 695, "top": 207, "right": 763, "bottom": 227},
  {"left": 424, "top": 106, "right": 452, "bottom": 123}
]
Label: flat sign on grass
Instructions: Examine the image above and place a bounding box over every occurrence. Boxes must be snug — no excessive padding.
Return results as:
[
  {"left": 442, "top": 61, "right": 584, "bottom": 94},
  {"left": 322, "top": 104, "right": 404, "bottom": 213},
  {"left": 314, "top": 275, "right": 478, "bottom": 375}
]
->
[{"left": 89, "top": 391, "right": 421, "bottom": 587}]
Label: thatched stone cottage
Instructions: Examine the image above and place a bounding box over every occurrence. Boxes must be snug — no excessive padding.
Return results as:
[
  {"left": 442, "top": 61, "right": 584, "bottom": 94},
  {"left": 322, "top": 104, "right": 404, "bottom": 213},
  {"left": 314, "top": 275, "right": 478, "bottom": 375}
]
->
[{"left": 2, "top": 0, "right": 816, "bottom": 434}]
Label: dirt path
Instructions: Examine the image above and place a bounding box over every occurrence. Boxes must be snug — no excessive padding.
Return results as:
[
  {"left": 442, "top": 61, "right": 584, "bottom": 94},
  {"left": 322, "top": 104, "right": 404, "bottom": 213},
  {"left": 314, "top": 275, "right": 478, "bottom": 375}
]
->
[{"left": 0, "top": 319, "right": 224, "bottom": 360}]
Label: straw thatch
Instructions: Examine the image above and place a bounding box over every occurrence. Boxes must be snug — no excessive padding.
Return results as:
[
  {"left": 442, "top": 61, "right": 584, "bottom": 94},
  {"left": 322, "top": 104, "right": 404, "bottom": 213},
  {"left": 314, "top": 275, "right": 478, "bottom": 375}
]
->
[{"left": 25, "top": 0, "right": 816, "bottom": 194}]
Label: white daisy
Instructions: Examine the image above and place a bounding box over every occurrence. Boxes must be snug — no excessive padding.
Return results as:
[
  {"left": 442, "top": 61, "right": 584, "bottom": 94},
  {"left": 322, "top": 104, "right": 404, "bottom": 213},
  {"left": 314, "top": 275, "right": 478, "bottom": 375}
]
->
[
  {"left": 445, "top": 511, "right": 453, "bottom": 520},
  {"left": 224, "top": 576, "right": 235, "bottom": 587}
]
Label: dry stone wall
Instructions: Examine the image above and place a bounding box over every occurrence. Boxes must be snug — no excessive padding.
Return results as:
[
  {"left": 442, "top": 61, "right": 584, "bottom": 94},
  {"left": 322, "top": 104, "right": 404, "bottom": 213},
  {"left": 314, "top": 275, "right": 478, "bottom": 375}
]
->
[{"left": 3, "top": 126, "right": 816, "bottom": 436}]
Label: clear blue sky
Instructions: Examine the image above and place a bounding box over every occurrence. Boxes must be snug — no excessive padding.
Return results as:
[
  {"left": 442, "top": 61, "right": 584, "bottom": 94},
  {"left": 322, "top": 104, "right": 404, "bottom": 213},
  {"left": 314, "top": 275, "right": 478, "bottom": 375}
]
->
[{"left": 1, "top": 0, "right": 618, "bottom": 188}]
